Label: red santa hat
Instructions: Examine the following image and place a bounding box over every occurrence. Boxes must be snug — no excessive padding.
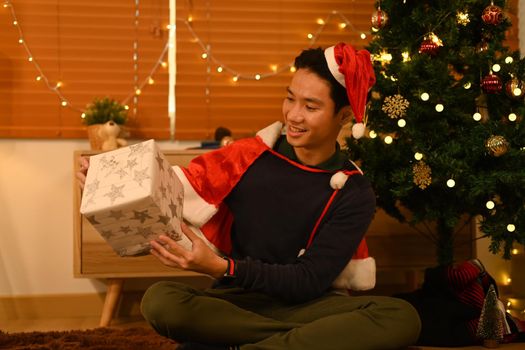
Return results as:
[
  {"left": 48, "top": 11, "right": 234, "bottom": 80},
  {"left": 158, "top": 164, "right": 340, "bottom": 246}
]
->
[{"left": 324, "top": 43, "right": 376, "bottom": 139}]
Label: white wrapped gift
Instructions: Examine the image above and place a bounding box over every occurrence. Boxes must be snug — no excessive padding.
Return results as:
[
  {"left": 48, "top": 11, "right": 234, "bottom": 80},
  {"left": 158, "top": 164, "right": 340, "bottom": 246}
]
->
[{"left": 80, "top": 140, "right": 190, "bottom": 256}]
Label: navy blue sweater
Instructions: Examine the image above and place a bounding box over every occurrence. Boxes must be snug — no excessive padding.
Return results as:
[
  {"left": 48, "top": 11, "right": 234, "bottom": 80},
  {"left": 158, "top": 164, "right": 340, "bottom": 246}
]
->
[{"left": 220, "top": 138, "right": 376, "bottom": 303}]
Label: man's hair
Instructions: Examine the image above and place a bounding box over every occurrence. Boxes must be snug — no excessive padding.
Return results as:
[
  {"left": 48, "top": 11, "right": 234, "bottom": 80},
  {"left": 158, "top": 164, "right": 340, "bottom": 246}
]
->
[{"left": 294, "top": 48, "right": 349, "bottom": 114}]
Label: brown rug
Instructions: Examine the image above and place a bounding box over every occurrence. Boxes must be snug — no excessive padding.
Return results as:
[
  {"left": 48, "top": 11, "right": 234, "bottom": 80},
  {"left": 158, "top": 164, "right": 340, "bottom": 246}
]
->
[{"left": 0, "top": 327, "right": 178, "bottom": 349}]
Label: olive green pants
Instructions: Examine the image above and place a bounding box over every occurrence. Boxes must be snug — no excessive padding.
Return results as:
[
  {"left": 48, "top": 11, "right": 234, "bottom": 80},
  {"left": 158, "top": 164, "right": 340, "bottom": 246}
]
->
[{"left": 141, "top": 281, "right": 421, "bottom": 350}]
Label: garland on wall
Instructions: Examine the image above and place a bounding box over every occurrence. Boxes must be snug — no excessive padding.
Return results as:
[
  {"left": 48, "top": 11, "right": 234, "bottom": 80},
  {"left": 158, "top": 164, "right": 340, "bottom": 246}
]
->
[{"left": 2, "top": 1, "right": 368, "bottom": 117}]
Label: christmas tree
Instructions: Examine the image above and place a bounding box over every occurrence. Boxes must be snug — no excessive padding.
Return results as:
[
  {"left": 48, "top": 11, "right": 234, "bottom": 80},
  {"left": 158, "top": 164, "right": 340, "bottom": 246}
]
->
[
  {"left": 348, "top": 0, "right": 525, "bottom": 264},
  {"left": 476, "top": 284, "right": 505, "bottom": 347}
]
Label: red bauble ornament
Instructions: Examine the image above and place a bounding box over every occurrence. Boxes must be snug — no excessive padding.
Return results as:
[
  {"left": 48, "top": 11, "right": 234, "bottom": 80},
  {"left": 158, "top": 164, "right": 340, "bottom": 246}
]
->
[
  {"left": 481, "top": 73, "right": 502, "bottom": 93},
  {"left": 419, "top": 39, "right": 439, "bottom": 56},
  {"left": 371, "top": 7, "right": 389, "bottom": 30},
  {"left": 482, "top": 4, "right": 503, "bottom": 25}
]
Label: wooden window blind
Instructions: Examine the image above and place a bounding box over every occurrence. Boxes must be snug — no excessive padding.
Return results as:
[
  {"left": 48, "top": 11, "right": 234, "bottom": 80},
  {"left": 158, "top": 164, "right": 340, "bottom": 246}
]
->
[{"left": 0, "top": 0, "right": 518, "bottom": 140}]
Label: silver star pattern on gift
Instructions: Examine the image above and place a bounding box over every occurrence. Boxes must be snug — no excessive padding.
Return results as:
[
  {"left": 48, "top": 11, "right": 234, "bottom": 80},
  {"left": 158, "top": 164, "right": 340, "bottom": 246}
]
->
[
  {"left": 109, "top": 210, "right": 125, "bottom": 220},
  {"left": 133, "top": 209, "right": 152, "bottom": 223},
  {"left": 133, "top": 168, "right": 150, "bottom": 186},
  {"left": 104, "top": 184, "right": 126, "bottom": 204}
]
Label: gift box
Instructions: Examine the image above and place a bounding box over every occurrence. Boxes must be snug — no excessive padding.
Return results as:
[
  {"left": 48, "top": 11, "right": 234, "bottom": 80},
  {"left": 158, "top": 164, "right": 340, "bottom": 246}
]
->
[{"left": 80, "top": 140, "right": 189, "bottom": 256}]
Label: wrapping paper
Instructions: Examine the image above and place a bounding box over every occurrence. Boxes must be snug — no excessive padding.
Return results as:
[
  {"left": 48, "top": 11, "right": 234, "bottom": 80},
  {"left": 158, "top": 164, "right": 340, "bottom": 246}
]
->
[{"left": 80, "top": 140, "right": 189, "bottom": 256}]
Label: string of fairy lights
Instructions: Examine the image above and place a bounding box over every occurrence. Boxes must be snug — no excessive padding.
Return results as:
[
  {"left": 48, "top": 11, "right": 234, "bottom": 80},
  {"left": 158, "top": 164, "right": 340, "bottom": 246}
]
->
[
  {"left": 183, "top": 10, "right": 368, "bottom": 82},
  {"left": 1, "top": 0, "right": 170, "bottom": 115},
  {"left": 2, "top": 0, "right": 367, "bottom": 115}
]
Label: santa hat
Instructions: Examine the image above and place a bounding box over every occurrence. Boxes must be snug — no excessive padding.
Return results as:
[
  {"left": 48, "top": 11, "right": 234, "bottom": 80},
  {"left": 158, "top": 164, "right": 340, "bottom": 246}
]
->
[{"left": 324, "top": 43, "right": 376, "bottom": 139}]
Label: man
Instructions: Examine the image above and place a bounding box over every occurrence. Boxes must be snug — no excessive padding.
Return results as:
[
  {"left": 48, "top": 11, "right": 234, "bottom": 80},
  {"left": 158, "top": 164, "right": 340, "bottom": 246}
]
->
[{"left": 78, "top": 43, "right": 421, "bottom": 350}]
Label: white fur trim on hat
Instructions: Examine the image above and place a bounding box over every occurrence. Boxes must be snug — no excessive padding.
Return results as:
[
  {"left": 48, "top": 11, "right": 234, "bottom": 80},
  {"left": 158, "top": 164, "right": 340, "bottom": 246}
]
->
[
  {"left": 256, "top": 121, "right": 283, "bottom": 148},
  {"left": 332, "top": 257, "right": 376, "bottom": 291},
  {"left": 352, "top": 123, "right": 366, "bottom": 139},
  {"left": 173, "top": 166, "right": 218, "bottom": 228},
  {"left": 324, "top": 46, "right": 346, "bottom": 88}
]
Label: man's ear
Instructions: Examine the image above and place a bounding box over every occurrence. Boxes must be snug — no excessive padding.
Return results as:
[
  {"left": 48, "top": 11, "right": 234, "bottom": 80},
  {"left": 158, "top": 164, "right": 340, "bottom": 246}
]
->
[{"left": 338, "top": 106, "right": 353, "bottom": 125}]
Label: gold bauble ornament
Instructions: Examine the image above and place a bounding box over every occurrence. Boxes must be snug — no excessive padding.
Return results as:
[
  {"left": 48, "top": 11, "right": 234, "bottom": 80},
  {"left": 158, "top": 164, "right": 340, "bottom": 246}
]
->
[
  {"left": 485, "top": 135, "right": 509, "bottom": 157},
  {"left": 505, "top": 78, "right": 524, "bottom": 99}
]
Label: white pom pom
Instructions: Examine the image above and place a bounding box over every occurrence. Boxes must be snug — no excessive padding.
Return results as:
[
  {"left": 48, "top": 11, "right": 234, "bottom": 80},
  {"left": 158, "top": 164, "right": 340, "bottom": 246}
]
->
[
  {"left": 352, "top": 123, "right": 366, "bottom": 139},
  {"left": 330, "top": 171, "right": 349, "bottom": 189}
]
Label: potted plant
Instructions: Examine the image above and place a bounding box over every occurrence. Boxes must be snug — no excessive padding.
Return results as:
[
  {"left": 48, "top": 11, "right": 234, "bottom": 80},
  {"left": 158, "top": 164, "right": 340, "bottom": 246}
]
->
[{"left": 82, "top": 97, "right": 128, "bottom": 151}]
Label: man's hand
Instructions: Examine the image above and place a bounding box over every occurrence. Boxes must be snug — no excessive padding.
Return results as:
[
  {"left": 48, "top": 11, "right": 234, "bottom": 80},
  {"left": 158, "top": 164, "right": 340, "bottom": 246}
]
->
[
  {"left": 76, "top": 156, "right": 90, "bottom": 190},
  {"left": 150, "top": 222, "right": 228, "bottom": 279}
]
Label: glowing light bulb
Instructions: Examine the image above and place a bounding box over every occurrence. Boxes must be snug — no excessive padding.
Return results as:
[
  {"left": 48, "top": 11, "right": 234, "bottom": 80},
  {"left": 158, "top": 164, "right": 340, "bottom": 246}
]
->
[
  {"left": 61, "top": 101, "right": 67, "bottom": 107},
  {"left": 217, "top": 66, "right": 223, "bottom": 73},
  {"left": 124, "top": 105, "right": 129, "bottom": 110},
  {"left": 473, "top": 112, "right": 482, "bottom": 121},
  {"left": 492, "top": 64, "right": 501, "bottom": 72},
  {"left": 18, "top": 39, "right": 23, "bottom": 44},
  {"left": 420, "top": 92, "right": 429, "bottom": 101},
  {"left": 201, "top": 53, "right": 208, "bottom": 59},
  {"left": 307, "top": 33, "right": 314, "bottom": 40},
  {"left": 397, "top": 119, "right": 406, "bottom": 127},
  {"left": 13, "top": 20, "right": 18, "bottom": 25},
  {"left": 384, "top": 136, "right": 393, "bottom": 144},
  {"left": 380, "top": 50, "right": 392, "bottom": 63},
  {"left": 28, "top": 57, "right": 33, "bottom": 62},
  {"left": 486, "top": 201, "right": 495, "bottom": 209},
  {"left": 56, "top": 81, "right": 63, "bottom": 88},
  {"left": 187, "top": 15, "right": 193, "bottom": 22},
  {"left": 369, "top": 130, "right": 377, "bottom": 138},
  {"left": 446, "top": 179, "right": 456, "bottom": 188},
  {"left": 435, "top": 104, "right": 444, "bottom": 112},
  {"left": 507, "top": 224, "right": 516, "bottom": 232},
  {"left": 463, "top": 82, "right": 471, "bottom": 89},
  {"left": 270, "top": 64, "right": 278, "bottom": 72},
  {"left": 161, "top": 61, "right": 168, "bottom": 68},
  {"left": 512, "top": 249, "right": 519, "bottom": 255},
  {"left": 338, "top": 23, "right": 347, "bottom": 29},
  {"left": 316, "top": 18, "right": 325, "bottom": 25},
  {"left": 148, "top": 77, "right": 155, "bottom": 84},
  {"left": 507, "top": 277, "right": 512, "bottom": 284},
  {"left": 255, "top": 74, "right": 261, "bottom": 80},
  {"left": 135, "top": 88, "right": 142, "bottom": 95},
  {"left": 505, "top": 56, "right": 514, "bottom": 64},
  {"left": 35, "top": 76, "right": 41, "bottom": 81},
  {"left": 513, "top": 88, "right": 522, "bottom": 96},
  {"left": 81, "top": 113, "right": 86, "bottom": 119},
  {"left": 290, "top": 66, "right": 296, "bottom": 73},
  {"left": 402, "top": 51, "right": 411, "bottom": 62},
  {"left": 414, "top": 153, "right": 423, "bottom": 160},
  {"left": 232, "top": 76, "right": 239, "bottom": 82},
  {"left": 360, "top": 33, "right": 367, "bottom": 39},
  {"left": 508, "top": 113, "right": 517, "bottom": 121}
]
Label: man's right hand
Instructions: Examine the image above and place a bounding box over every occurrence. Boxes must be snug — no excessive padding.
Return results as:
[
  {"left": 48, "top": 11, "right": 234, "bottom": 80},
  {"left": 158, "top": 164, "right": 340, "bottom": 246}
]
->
[{"left": 76, "top": 156, "right": 90, "bottom": 190}]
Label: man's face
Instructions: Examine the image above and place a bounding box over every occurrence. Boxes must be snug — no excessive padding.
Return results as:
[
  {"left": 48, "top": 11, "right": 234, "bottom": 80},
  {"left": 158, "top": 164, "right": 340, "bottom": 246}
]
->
[{"left": 282, "top": 69, "right": 344, "bottom": 154}]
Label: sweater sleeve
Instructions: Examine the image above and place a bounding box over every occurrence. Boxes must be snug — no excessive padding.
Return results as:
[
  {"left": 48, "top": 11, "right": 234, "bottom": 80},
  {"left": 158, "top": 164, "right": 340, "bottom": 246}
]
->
[{"left": 227, "top": 175, "right": 376, "bottom": 303}]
